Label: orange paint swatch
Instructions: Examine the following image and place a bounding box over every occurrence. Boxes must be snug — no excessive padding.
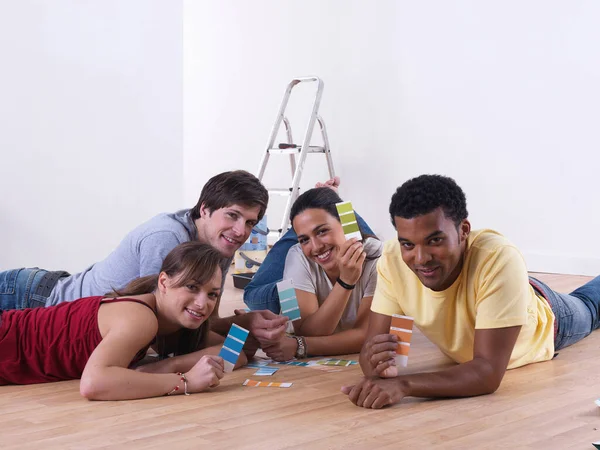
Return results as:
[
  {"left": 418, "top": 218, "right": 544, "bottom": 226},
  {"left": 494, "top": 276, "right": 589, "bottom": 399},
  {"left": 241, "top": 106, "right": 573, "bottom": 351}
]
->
[
  {"left": 390, "top": 314, "right": 414, "bottom": 367},
  {"left": 397, "top": 342, "right": 410, "bottom": 356},
  {"left": 390, "top": 329, "right": 412, "bottom": 344},
  {"left": 391, "top": 315, "right": 414, "bottom": 331},
  {"left": 243, "top": 379, "right": 292, "bottom": 388}
]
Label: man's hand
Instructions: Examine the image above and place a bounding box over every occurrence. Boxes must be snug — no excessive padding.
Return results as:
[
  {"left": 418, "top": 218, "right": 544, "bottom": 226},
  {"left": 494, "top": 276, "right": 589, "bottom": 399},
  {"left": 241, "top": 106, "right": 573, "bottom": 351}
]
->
[
  {"left": 341, "top": 376, "right": 407, "bottom": 409},
  {"left": 234, "top": 309, "right": 288, "bottom": 346},
  {"left": 262, "top": 336, "right": 297, "bottom": 362},
  {"left": 243, "top": 334, "right": 261, "bottom": 359},
  {"left": 314, "top": 176, "right": 340, "bottom": 193},
  {"left": 362, "top": 333, "right": 400, "bottom": 378}
]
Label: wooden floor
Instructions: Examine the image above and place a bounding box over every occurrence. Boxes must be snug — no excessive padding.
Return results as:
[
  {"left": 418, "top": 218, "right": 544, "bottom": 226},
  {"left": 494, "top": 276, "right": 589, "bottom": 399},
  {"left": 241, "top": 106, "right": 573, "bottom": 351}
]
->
[{"left": 1, "top": 272, "right": 599, "bottom": 449}]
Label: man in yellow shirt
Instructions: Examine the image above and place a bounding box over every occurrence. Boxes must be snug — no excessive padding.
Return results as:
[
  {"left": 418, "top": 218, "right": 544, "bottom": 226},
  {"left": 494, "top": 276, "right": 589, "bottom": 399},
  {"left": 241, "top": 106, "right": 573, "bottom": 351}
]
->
[{"left": 342, "top": 174, "right": 600, "bottom": 409}]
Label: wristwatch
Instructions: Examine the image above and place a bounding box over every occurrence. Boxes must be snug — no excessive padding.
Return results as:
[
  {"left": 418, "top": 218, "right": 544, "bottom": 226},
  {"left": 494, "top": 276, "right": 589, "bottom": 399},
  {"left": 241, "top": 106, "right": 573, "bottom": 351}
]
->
[{"left": 294, "top": 336, "right": 307, "bottom": 359}]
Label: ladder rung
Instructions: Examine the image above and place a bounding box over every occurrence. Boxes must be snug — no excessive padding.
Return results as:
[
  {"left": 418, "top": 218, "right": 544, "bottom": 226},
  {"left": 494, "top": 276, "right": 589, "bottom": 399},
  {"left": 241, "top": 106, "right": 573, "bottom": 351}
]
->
[
  {"left": 268, "top": 188, "right": 293, "bottom": 196},
  {"left": 267, "top": 230, "right": 283, "bottom": 239},
  {"left": 268, "top": 148, "right": 300, "bottom": 155},
  {"left": 268, "top": 146, "right": 326, "bottom": 155}
]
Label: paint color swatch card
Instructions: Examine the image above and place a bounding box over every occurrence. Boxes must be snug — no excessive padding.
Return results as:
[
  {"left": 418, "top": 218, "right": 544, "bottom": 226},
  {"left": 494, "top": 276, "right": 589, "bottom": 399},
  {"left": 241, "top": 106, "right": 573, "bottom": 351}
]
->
[
  {"left": 243, "top": 379, "right": 292, "bottom": 388},
  {"left": 390, "top": 314, "right": 414, "bottom": 368},
  {"left": 274, "top": 360, "right": 309, "bottom": 367},
  {"left": 335, "top": 201, "right": 362, "bottom": 241},
  {"left": 277, "top": 279, "right": 301, "bottom": 322},
  {"left": 315, "top": 359, "right": 358, "bottom": 367},
  {"left": 218, "top": 323, "right": 249, "bottom": 373},
  {"left": 595, "top": 398, "right": 600, "bottom": 408},
  {"left": 245, "top": 361, "right": 272, "bottom": 369},
  {"left": 254, "top": 367, "right": 279, "bottom": 376}
]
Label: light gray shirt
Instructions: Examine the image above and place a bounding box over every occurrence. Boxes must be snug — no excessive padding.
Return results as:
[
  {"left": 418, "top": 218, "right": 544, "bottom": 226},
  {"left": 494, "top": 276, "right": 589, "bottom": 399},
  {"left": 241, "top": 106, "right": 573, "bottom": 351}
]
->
[
  {"left": 282, "top": 237, "right": 383, "bottom": 332},
  {"left": 47, "top": 210, "right": 232, "bottom": 306}
]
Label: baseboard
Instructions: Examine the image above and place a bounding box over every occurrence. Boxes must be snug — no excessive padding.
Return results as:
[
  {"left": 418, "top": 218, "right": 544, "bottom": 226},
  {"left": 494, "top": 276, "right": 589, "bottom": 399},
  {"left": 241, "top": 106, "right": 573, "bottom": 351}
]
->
[{"left": 523, "top": 252, "right": 600, "bottom": 277}]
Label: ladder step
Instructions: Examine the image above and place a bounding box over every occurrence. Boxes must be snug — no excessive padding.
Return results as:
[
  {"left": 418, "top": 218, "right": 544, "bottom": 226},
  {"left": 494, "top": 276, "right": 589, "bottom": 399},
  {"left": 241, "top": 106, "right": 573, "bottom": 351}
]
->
[
  {"left": 268, "top": 188, "right": 293, "bottom": 196},
  {"left": 267, "top": 230, "right": 283, "bottom": 238},
  {"left": 268, "top": 145, "right": 326, "bottom": 155}
]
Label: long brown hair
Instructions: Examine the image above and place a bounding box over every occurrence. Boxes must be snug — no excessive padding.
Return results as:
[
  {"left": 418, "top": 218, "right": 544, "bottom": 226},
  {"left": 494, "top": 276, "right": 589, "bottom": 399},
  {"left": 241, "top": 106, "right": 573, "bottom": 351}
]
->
[{"left": 106, "top": 241, "right": 223, "bottom": 359}]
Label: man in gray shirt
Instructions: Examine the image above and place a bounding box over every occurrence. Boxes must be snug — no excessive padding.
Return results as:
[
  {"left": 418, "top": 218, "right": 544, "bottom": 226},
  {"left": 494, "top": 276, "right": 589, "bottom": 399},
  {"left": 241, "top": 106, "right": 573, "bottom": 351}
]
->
[{"left": 0, "top": 170, "right": 287, "bottom": 342}]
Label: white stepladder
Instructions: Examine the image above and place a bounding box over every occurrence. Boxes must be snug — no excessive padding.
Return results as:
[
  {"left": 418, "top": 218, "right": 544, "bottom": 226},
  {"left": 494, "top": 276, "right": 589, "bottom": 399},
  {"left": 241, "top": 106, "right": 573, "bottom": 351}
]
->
[{"left": 257, "top": 76, "right": 336, "bottom": 240}]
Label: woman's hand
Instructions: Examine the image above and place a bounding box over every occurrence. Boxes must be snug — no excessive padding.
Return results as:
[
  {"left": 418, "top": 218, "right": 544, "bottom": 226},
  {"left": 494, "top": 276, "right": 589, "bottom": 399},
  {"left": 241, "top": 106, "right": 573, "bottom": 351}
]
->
[
  {"left": 338, "top": 238, "right": 367, "bottom": 285},
  {"left": 185, "top": 355, "right": 225, "bottom": 392}
]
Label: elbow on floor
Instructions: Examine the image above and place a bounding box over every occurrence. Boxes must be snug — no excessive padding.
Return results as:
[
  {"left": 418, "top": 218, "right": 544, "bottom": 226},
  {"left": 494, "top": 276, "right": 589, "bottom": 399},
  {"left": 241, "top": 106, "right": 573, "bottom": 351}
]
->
[
  {"left": 79, "top": 376, "right": 108, "bottom": 400},
  {"left": 478, "top": 376, "right": 502, "bottom": 396}
]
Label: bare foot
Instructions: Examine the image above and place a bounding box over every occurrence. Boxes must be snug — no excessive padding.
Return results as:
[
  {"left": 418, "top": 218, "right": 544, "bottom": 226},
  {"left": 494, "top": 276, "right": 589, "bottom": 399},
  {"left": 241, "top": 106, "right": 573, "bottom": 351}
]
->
[{"left": 315, "top": 176, "right": 340, "bottom": 193}]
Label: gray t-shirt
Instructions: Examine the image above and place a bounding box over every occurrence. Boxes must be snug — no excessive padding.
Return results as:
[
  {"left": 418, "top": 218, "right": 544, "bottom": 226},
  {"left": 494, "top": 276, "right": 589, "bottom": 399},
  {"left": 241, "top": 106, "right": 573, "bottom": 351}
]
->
[
  {"left": 282, "top": 237, "right": 383, "bottom": 332},
  {"left": 47, "top": 209, "right": 232, "bottom": 306}
]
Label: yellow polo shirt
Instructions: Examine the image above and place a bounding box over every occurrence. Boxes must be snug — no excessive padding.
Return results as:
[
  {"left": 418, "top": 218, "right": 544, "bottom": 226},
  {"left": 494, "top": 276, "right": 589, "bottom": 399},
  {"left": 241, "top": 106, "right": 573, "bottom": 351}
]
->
[{"left": 371, "top": 229, "right": 555, "bottom": 369}]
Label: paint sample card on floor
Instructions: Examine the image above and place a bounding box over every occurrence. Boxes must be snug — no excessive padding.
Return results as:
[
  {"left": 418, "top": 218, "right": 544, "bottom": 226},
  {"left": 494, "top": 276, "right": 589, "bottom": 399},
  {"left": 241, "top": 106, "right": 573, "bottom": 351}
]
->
[
  {"left": 253, "top": 367, "right": 279, "bottom": 376},
  {"left": 245, "top": 360, "right": 272, "bottom": 369},
  {"left": 390, "top": 314, "right": 414, "bottom": 368},
  {"left": 218, "top": 324, "right": 249, "bottom": 373},
  {"left": 277, "top": 279, "right": 301, "bottom": 322},
  {"left": 335, "top": 201, "right": 362, "bottom": 241},
  {"left": 315, "top": 359, "right": 358, "bottom": 367},
  {"left": 274, "top": 360, "right": 309, "bottom": 367},
  {"left": 243, "top": 379, "right": 293, "bottom": 388}
]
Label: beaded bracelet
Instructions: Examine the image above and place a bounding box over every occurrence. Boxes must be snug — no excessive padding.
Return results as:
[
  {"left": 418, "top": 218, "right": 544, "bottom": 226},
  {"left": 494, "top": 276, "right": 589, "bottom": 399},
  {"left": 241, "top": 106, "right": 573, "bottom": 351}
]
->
[{"left": 167, "top": 372, "right": 190, "bottom": 396}]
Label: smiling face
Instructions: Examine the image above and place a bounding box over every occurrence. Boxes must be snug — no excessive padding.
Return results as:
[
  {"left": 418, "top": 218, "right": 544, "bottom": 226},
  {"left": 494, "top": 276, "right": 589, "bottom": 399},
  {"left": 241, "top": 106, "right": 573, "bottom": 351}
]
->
[
  {"left": 292, "top": 208, "right": 347, "bottom": 273},
  {"left": 195, "top": 203, "right": 261, "bottom": 258},
  {"left": 158, "top": 267, "right": 222, "bottom": 330},
  {"left": 394, "top": 207, "right": 470, "bottom": 291}
]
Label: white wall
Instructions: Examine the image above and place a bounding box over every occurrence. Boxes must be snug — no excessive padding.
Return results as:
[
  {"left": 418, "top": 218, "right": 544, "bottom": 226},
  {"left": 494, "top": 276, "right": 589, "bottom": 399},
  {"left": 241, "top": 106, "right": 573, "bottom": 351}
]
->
[
  {"left": 2, "top": 2, "right": 598, "bottom": 276},
  {"left": 0, "top": 1, "right": 183, "bottom": 272},
  {"left": 184, "top": 1, "right": 600, "bottom": 275}
]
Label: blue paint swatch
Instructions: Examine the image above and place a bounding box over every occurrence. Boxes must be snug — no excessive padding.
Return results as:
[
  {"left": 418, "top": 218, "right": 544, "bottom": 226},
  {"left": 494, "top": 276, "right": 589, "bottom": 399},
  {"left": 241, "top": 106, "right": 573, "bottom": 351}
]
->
[
  {"left": 254, "top": 367, "right": 279, "bottom": 376},
  {"left": 273, "top": 360, "right": 309, "bottom": 367},
  {"left": 277, "top": 279, "right": 301, "bottom": 322},
  {"left": 278, "top": 288, "right": 296, "bottom": 301},
  {"left": 220, "top": 346, "right": 240, "bottom": 365},
  {"left": 219, "top": 324, "right": 249, "bottom": 372},
  {"left": 283, "top": 307, "right": 301, "bottom": 322},
  {"left": 229, "top": 323, "right": 250, "bottom": 342}
]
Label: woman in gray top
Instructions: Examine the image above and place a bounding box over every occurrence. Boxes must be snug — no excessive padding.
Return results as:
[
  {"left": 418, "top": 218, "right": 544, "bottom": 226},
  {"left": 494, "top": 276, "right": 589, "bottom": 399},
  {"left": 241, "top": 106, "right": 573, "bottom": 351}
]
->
[{"left": 262, "top": 188, "right": 383, "bottom": 361}]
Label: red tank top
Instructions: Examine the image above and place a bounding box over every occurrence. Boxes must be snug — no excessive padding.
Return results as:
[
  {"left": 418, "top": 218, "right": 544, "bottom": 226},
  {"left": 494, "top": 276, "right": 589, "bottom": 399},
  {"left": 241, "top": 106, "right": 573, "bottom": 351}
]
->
[{"left": 0, "top": 296, "right": 156, "bottom": 385}]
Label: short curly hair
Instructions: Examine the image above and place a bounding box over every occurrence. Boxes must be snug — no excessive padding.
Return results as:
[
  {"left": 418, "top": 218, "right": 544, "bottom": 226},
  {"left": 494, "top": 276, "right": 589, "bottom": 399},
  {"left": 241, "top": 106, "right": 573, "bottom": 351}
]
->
[{"left": 389, "top": 174, "right": 468, "bottom": 226}]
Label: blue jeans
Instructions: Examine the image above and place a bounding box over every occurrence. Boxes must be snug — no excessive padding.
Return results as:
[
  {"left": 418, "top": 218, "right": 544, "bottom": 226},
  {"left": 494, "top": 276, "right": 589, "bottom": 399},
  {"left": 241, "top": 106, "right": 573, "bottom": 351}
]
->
[
  {"left": 530, "top": 276, "right": 600, "bottom": 350},
  {"left": 243, "top": 213, "right": 374, "bottom": 313},
  {"left": 0, "top": 268, "right": 49, "bottom": 310}
]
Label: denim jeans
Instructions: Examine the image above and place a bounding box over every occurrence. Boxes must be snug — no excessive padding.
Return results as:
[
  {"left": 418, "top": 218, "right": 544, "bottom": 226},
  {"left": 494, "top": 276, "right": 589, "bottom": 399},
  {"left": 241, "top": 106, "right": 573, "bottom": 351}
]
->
[
  {"left": 530, "top": 276, "right": 600, "bottom": 351},
  {"left": 0, "top": 268, "right": 49, "bottom": 310},
  {"left": 243, "top": 213, "right": 374, "bottom": 313}
]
